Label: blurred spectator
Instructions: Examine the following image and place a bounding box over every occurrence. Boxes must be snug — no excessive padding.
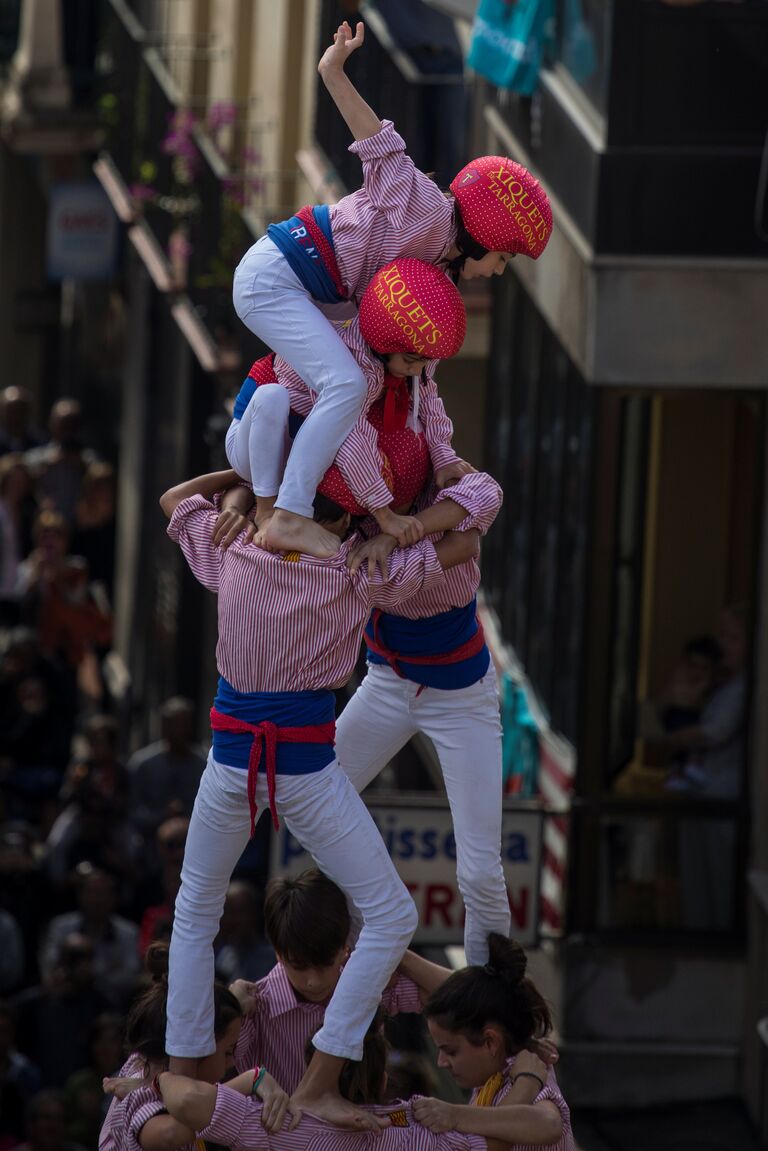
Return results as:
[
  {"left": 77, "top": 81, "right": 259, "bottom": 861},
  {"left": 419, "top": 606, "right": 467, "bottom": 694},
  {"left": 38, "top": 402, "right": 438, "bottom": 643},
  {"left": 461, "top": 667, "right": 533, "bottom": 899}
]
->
[
  {"left": 24, "top": 399, "right": 98, "bottom": 526},
  {"left": 0, "top": 630, "right": 75, "bottom": 827},
  {"left": 15, "top": 1090, "right": 86, "bottom": 1151},
  {"left": 0, "top": 455, "right": 36, "bottom": 613},
  {"left": 134, "top": 816, "right": 188, "bottom": 957},
  {"left": 664, "top": 606, "right": 747, "bottom": 798},
  {"left": 70, "top": 463, "right": 116, "bottom": 598},
  {"left": 214, "top": 880, "right": 274, "bottom": 985},
  {"left": 60, "top": 717, "right": 126, "bottom": 814},
  {"left": 0, "top": 1002, "right": 41, "bottom": 1149},
  {"left": 654, "top": 635, "right": 721, "bottom": 739},
  {"left": 44, "top": 764, "right": 142, "bottom": 906},
  {"left": 11, "top": 935, "right": 111, "bottom": 1087},
  {"left": 0, "top": 389, "right": 43, "bottom": 457},
  {"left": 62, "top": 1014, "right": 123, "bottom": 1150},
  {"left": 39, "top": 864, "right": 140, "bottom": 1008},
  {"left": 0, "top": 824, "right": 48, "bottom": 987},
  {"left": 18, "top": 511, "right": 112, "bottom": 679},
  {"left": 0, "top": 911, "right": 24, "bottom": 995},
  {"left": 126, "top": 698, "right": 205, "bottom": 838}
]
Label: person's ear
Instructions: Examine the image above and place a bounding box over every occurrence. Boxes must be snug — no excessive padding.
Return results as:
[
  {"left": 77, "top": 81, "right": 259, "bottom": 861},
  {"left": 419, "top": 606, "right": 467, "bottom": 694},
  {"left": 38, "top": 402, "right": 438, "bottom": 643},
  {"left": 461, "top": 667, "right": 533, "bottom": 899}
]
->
[
  {"left": 482, "top": 1025, "right": 505, "bottom": 1059},
  {"left": 341, "top": 512, "right": 351, "bottom": 534}
]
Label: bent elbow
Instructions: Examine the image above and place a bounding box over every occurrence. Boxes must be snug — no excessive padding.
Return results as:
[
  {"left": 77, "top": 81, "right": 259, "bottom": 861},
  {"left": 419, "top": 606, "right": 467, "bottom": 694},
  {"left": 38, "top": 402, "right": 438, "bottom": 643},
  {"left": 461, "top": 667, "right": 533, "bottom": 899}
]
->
[
  {"left": 540, "top": 1113, "right": 563, "bottom": 1146},
  {"left": 159, "top": 491, "right": 174, "bottom": 519}
]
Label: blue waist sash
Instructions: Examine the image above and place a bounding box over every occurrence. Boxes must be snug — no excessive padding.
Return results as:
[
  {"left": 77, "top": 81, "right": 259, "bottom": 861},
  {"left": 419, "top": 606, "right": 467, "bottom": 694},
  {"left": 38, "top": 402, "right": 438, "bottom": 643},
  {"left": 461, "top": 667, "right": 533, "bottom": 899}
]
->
[
  {"left": 365, "top": 600, "right": 490, "bottom": 690},
  {"left": 267, "top": 205, "right": 344, "bottom": 304},
  {"left": 212, "top": 677, "right": 336, "bottom": 774}
]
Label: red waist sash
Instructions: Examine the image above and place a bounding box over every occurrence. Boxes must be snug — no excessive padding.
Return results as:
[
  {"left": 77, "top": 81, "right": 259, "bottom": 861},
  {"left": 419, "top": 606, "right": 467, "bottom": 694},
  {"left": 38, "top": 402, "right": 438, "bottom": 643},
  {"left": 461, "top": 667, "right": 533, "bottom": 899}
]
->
[
  {"left": 295, "top": 205, "right": 347, "bottom": 300},
  {"left": 209, "top": 709, "right": 336, "bottom": 836}
]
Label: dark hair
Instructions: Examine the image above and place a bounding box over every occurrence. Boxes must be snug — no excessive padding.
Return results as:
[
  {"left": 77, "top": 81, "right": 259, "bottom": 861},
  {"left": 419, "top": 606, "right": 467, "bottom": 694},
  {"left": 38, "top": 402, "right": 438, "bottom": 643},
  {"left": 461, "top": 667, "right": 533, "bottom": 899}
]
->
[
  {"left": 125, "top": 943, "right": 241, "bottom": 1064},
  {"left": 684, "top": 635, "right": 721, "bottom": 663},
  {"left": 264, "top": 868, "right": 349, "bottom": 968},
  {"left": 446, "top": 203, "right": 489, "bottom": 281},
  {"left": 424, "top": 934, "right": 552, "bottom": 1052},
  {"left": 304, "top": 1009, "right": 388, "bottom": 1105},
  {"left": 312, "top": 491, "right": 348, "bottom": 525}
]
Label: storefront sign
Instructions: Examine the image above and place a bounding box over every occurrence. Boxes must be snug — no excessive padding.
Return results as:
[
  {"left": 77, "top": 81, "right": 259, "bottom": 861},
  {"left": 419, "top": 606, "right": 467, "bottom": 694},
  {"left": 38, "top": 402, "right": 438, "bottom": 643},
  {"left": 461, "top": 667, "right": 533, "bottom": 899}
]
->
[
  {"left": 269, "top": 796, "right": 544, "bottom": 947},
  {"left": 47, "top": 182, "right": 119, "bottom": 281}
]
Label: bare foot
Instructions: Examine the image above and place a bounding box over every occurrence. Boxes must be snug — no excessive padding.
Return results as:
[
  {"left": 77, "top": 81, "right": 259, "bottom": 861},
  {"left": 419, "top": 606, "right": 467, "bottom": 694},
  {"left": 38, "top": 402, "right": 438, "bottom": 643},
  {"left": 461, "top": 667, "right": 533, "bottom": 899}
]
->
[
  {"left": 254, "top": 495, "right": 276, "bottom": 528},
  {"left": 265, "top": 509, "right": 340, "bottom": 559},
  {"left": 289, "top": 1089, "right": 389, "bottom": 1132},
  {"left": 253, "top": 525, "right": 277, "bottom": 552}
]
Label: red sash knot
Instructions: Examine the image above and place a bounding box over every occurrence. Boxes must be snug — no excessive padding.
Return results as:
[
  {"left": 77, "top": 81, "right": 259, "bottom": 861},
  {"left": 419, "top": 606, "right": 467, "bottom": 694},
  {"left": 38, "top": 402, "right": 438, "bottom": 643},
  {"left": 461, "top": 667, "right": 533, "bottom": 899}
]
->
[{"left": 209, "top": 709, "right": 336, "bottom": 836}]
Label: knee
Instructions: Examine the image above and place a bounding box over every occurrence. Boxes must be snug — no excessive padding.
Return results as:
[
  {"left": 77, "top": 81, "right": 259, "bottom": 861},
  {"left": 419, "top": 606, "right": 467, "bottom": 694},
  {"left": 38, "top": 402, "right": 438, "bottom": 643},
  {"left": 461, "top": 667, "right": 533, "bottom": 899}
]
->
[
  {"left": 252, "top": 382, "right": 290, "bottom": 420},
  {"left": 387, "top": 889, "right": 419, "bottom": 945}
]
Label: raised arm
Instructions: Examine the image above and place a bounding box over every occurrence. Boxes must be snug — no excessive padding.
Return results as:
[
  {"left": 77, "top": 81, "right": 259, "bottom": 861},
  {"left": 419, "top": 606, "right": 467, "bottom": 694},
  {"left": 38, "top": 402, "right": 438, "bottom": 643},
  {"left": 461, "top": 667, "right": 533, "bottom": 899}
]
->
[
  {"left": 318, "top": 22, "right": 381, "bottom": 142},
  {"left": 159, "top": 470, "right": 239, "bottom": 519},
  {"left": 397, "top": 950, "right": 452, "bottom": 1005}
]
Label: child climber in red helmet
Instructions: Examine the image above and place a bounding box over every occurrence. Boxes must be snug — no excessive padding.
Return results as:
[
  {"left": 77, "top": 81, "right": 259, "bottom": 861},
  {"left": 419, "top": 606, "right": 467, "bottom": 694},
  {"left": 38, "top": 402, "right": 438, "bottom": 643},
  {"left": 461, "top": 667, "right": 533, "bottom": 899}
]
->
[
  {"left": 232, "top": 19, "right": 552, "bottom": 560},
  {"left": 228, "top": 258, "right": 469, "bottom": 547}
]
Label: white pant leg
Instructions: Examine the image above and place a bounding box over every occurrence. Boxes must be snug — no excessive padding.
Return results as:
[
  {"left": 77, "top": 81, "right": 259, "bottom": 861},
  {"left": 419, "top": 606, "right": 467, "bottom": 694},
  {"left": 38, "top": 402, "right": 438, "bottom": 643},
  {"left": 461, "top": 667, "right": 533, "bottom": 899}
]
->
[
  {"left": 275, "top": 762, "right": 418, "bottom": 1061},
  {"left": 233, "top": 237, "right": 367, "bottom": 518},
  {"left": 225, "top": 384, "right": 292, "bottom": 495},
  {"left": 167, "top": 752, "right": 252, "bottom": 1057},
  {"left": 413, "top": 667, "right": 510, "bottom": 965},
  {"left": 335, "top": 665, "right": 419, "bottom": 793}
]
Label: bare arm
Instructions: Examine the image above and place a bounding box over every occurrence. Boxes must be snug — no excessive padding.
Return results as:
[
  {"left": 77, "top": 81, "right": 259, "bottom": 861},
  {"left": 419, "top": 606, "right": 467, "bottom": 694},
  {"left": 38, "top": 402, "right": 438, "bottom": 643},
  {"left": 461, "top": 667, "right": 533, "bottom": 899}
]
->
[
  {"left": 152, "top": 1073, "right": 218, "bottom": 1134},
  {"left": 318, "top": 22, "right": 381, "bottom": 142},
  {"left": 416, "top": 498, "right": 472, "bottom": 537},
  {"left": 159, "top": 470, "right": 239, "bottom": 520},
  {"left": 413, "top": 1097, "right": 562, "bottom": 1147},
  {"left": 433, "top": 529, "right": 480, "bottom": 571},
  {"left": 397, "top": 950, "right": 451, "bottom": 1004}
]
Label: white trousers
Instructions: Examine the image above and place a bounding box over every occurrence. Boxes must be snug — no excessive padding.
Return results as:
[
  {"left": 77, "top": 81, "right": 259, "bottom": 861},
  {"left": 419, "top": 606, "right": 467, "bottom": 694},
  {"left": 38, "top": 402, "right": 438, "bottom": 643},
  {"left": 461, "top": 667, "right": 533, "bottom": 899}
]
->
[
  {"left": 335, "top": 664, "right": 511, "bottom": 966},
  {"left": 167, "top": 753, "right": 417, "bottom": 1060},
  {"left": 225, "top": 384, "right": 291, "bottom": 497},
  {"left": 232, "top": 236, "right": 367, "bottom": 518}
]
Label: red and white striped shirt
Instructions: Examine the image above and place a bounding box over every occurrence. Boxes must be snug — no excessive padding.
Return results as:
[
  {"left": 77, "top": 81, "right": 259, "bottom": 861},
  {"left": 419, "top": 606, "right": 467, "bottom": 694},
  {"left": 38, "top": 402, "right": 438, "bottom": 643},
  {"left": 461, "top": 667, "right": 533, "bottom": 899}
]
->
[
  {"left": 392, "top": 471, "right": 503, "bottom": 621},
  {"left": 274, "top": 316, "right": 458, "bottom": 512},
  {"left": 167, "top": 496, "right": 444, "bottom": 693},
  {"left": 199, "top": 1083, "right": 486, "bottom": 1151},
  {"left": 468, "top": 1057, "right": 575, "bottom": 1151},
  {"left": 99, "top": 1054, "right": 196, "bottom": 1151},
  {"left": 329, "top": 120, "right": 457, "bottom": 305},
  {"left": 234, "top": 962, "right": 422, "bottom": 1093}
]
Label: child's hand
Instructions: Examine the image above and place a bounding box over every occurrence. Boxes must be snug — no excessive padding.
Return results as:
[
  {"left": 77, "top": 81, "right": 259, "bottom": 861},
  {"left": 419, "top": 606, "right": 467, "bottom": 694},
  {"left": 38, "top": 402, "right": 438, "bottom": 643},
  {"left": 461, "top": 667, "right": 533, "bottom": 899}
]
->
[
  {"left": 347, "top": 533, "right": 397, "bottom": 578},
  {"left": 256, "top": 1072, "right": 295, "bottom": 1134},
  {"left": 228, "top": 979, "right": 260, "bottom": 1015},
  {"left": 412, "top": 1097, "right": 458, "bottom": 1133},
  {"left": 373, "top": 507, "right": 425, "bottom": 547},
  {"left": 524, "top": 1038, "right": 558, "bottom": 1067},
  {"left": 103, "top": 1076, "right": 147, "bottom": 1100},
  {"left": 212, "top": 508, "right": 255, "bottom": 550},
  {"left": 318, "top": 20, "right": 364, "bottom": 75},
  {"left": 434, "top": 460, "right": 476, "bottom": 490},
  {"left": 516, "top": 1047, "right": 551, "bottom": 1082}
]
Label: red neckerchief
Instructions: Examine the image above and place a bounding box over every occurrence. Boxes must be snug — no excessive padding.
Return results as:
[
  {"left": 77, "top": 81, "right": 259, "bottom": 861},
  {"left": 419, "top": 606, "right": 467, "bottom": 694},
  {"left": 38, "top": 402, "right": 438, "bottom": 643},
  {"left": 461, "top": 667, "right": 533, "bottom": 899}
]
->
[{"left": 382, "top": 373, "right": 409, "bottom": 433}]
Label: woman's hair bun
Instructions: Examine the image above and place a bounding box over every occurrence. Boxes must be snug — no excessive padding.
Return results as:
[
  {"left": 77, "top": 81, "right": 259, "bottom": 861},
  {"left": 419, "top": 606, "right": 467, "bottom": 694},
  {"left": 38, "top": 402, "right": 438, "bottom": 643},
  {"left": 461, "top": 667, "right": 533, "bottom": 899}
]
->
[
  {"left": 487, "top": 933, "right": 527, "bottom": 986},
  {"left": 144, "top": 941, "right": 170, "bottom": 983}
]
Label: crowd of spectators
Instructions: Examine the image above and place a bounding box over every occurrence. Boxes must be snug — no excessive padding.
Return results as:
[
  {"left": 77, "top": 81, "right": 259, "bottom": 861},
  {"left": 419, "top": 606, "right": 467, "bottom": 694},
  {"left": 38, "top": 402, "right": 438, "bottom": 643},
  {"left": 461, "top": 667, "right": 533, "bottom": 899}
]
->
[{"left": 0, "top": 386, "right": 274, "bottom": 1151}]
